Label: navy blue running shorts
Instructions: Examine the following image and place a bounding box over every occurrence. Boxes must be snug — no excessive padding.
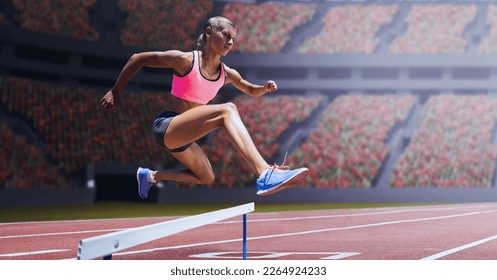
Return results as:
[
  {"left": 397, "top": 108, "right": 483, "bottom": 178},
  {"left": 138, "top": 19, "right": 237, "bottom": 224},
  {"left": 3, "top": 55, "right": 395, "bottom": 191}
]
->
[{"left": 152, "top": 111, "right": 192, "bottom": 153}]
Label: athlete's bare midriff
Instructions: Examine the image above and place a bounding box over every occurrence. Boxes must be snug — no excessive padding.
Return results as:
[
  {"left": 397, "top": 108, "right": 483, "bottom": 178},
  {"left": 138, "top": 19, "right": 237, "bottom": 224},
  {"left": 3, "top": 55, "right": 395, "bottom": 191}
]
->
[{"left": 163, "top": 93, "right": 203, "bottom": 114}]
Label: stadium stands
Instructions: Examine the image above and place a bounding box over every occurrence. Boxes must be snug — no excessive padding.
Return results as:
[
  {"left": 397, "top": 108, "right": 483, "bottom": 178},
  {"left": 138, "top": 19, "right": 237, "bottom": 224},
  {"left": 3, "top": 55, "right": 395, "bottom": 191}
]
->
[
  {"left": 0, "top": 77, "right": 175, "bottom": 175},
  {"left": 480, "top": 5, "right": 497, "bottom": 53},
  {"left": 289, "top": 94, "right": 415, "bottom": 188},
  {"left": 0, "top": 121, "right": 71, "bottom": 189},
  {"left": 3, "top": 1, "right": 497, "bottom": 199},
  {"left": 389, "top": 4, "right": 477, "bottom": 53},
  {"left": 223, "top": 2, "right": 316, "bottom": 53},
  {"left": 118, "top": 0, "right": 212, "bottom": 50},
  {"left": 3, "top": 2, "right": 494, "bottom": 54},
  {"left": 10, "top": 0, "right": 100, "bottom": 41},
  {"left": 298, "top": 4, "right": 398, "bottom": 54},
  {"left": 391, "top": 95, "right": 497, "bottom": 188}
]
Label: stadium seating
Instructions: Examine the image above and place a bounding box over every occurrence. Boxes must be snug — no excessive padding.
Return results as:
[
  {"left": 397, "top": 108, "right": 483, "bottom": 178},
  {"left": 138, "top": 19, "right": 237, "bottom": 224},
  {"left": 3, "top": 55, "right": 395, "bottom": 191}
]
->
[
  {"left": 4, "top": 1, "right": 497, "bottom": 193},
  {"left": 10, "top": 0, "right": 99, "bottom": 40},
  {"left": 0, "top": 77, "right": 175, "bottom": 175},
  {"left": 289, "top": 94, "right": 415, "bottom": 188},
  {"left": 0, "top": 122, "right": 70, "bottom": 189},
  {"left": 391, "top": 95, "right": 497, "bottom": 188},
  {"left": 0, "top": 75, "right": 323, "bottom": 189},
  {"left": 389, "top": 4, "right": 477, "bottom": 53},
  {"left": 118, "top": 0, "right": 212, "bottom": 50},
  {"left": 480, "top": 5, "right": 497, "bottom": 53},
  {"left": 299, "top": 4, "right": 398, "bottom": 54},
  {"left": 223, "top": 2, "right": 316, "bottom": 53},
  {"left": 5, "top": 77, "right": 497, "bottom": 190}
]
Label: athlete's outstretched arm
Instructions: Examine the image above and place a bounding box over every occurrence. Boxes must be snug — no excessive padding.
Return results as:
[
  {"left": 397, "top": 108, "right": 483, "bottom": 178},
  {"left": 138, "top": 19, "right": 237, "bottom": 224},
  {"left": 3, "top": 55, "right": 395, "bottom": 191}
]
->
[
  {"left": 100, "top": 50, "right": 191, "bottom": 112},
  {"left": 224, "top": 66, "right": 277, "bottom": 97}
]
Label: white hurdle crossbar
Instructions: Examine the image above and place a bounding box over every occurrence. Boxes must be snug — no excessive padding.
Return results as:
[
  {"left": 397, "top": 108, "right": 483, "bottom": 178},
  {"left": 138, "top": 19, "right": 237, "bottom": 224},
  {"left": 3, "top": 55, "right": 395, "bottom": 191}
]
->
[{"left": 77, "top": 202, "right": 255, "bottom": 260}]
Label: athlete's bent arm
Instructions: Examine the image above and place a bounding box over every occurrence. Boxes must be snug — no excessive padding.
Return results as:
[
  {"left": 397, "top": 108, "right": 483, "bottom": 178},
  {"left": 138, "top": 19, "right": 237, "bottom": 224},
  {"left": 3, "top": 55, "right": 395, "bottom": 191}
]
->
[
  {"left": 100, "top": 50, "right": 191, "bottom": 112},
  {"left": 225, "top": 66, "right": 277, "bottom": 97}
]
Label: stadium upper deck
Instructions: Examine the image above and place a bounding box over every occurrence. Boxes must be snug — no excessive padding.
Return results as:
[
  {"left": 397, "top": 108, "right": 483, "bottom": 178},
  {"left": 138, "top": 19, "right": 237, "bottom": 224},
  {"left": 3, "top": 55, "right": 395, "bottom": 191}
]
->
[{"left": 1, "top": 0, "right": 497, "bottom": 92}]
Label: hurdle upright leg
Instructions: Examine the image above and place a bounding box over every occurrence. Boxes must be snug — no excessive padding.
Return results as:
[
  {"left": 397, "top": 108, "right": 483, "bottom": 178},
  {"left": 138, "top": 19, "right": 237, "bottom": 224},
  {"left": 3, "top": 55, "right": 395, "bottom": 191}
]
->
[{"left": 243, "top": 213, "right": 247, "bottom": 260}]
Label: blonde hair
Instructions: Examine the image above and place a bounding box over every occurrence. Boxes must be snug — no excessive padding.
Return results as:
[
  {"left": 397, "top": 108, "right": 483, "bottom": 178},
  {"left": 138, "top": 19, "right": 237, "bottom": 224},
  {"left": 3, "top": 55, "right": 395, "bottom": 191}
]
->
[{"left": 197, "top": 16, "right": 235, "bottom": 50}]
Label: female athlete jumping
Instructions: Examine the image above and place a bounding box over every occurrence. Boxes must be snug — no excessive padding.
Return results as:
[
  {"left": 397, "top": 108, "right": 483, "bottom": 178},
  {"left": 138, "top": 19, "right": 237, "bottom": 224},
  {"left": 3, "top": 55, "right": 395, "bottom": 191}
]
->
[{"left": 100, "top": 16, "right": 308, "bottom": 198}]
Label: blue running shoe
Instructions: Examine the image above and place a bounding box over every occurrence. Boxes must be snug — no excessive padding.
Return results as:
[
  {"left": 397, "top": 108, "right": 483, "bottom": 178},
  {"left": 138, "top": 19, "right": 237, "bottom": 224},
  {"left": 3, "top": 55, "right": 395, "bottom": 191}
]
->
[
  {"left": 256, "top": 165, "right": 308, "bottom": 196},
  {"left": 137, "top": 167, "right": 154, "bottom": 199}
]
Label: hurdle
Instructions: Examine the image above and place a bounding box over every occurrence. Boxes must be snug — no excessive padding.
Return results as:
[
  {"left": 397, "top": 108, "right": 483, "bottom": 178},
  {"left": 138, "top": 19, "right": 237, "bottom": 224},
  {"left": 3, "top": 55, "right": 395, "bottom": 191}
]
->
[{"left": 77, "top": 202, "right": 255, "bottom": 260}]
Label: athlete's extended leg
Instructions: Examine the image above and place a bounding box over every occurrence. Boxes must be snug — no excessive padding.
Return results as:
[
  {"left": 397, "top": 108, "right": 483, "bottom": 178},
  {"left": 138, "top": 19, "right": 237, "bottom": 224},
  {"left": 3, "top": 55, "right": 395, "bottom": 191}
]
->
[
  {"left": 139, "top": 102, "right": 308, "bottom": 198},
  {"left": 162, "top": 102, "right": 270, "bottom": 175},
  {"left": 161, "top": 102, "right": 309, "bottom": 195}
]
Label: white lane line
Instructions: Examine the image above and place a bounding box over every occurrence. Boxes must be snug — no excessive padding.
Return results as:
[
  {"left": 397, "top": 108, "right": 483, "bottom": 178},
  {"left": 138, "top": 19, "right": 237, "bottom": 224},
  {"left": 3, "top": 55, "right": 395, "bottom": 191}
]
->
[
  {"left": 0, "top": 249, "right": 70, "bottom": 257},
  {"left": 421, "top": 234, "right": 497, "bottom": 260},
  {"left": 217, "top": 205, "right": 489, "bottom": 224},
  {"left": 112, "top": 209, "right": 497, "bottom": 257}
]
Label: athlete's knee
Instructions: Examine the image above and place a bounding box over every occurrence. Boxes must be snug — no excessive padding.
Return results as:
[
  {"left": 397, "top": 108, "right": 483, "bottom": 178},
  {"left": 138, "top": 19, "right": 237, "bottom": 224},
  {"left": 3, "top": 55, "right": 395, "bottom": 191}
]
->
[
  {"left": 210, "top": 102, "right": 240, "bottom": 129},
  {"left": 225, "top": 102, "right": 238, "bottom": 111},
  {"left": 197, "top": 170, "right": 215, "bottom": 185},
  {"left": 220, "top": 102, "right": 239, "bottom": 119}
]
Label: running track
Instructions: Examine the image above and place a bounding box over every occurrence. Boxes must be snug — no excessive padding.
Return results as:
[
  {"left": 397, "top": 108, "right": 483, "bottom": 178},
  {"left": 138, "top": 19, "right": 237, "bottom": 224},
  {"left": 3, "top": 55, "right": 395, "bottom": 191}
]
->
[{"left": 1, "top": 203, "right": 497, "bottom": 260}]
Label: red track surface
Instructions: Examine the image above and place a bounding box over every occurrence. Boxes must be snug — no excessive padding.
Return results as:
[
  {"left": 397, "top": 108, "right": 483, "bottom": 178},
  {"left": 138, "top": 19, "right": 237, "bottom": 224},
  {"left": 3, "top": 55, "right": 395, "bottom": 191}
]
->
[{"left": 2, "top": 203, "right": 497, "bottom": 260}]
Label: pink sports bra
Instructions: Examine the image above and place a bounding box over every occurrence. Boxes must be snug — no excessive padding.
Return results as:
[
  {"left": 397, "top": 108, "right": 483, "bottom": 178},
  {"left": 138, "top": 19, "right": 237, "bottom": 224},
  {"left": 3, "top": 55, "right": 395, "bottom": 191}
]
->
[{"left": 171, "top": 50, "right": 226, "bottom": 105}]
